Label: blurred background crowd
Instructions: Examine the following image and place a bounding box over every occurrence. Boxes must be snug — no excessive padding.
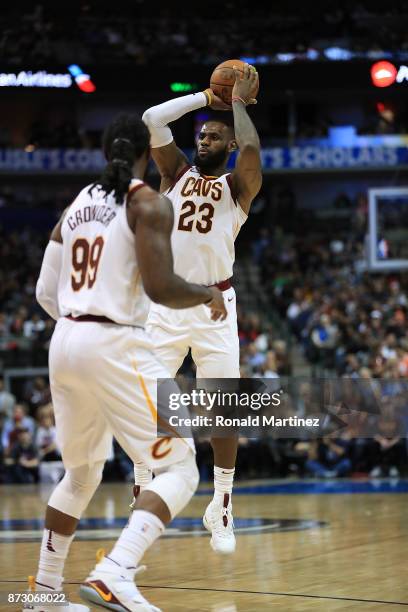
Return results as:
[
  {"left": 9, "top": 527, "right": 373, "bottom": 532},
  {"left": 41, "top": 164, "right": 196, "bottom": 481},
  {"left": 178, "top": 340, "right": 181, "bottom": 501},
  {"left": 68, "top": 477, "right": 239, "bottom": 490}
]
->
[
  {"left": 1, "top": 217, "right": 407, "bottom": 483},
  {"left": 2, "top": 1, "right": 408, "bottom": 67},
  {"left": 1, "top": 0, "right": 408, "bottom": 485}
]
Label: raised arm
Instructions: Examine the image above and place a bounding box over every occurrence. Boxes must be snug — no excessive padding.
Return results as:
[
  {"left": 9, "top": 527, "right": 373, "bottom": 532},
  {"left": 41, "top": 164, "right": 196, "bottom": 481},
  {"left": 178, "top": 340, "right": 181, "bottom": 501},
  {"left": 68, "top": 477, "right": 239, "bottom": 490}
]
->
[
  {"left": 142, "top": 90, "right": 230, "bottom": 191},
  {"left": 128, "top": 186, "right": 226, "bottom": 319},
  {"left": 229, "top": 64, "right": 262, "bottom": 215}
]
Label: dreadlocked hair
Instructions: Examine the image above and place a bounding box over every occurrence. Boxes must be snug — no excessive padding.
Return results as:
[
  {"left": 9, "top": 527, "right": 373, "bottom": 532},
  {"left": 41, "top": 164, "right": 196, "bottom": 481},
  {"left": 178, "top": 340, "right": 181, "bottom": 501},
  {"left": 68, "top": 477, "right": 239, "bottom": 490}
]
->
[{"left": 90, "top": 114, "right": 150, "bottom": 205}]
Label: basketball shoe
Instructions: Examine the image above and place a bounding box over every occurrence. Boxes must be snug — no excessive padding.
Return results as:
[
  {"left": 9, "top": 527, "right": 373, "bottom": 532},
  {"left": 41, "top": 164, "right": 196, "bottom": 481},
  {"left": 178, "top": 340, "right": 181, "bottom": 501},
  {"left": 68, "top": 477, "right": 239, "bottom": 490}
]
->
[
  {"left": 203, "top": 493, "right": 236, "bottom": 554},
  {"left": 21, "top": 577, "right": 89, "bottom": 612},
  {"left": 80, "top": 558, "right": 160, "bottom": 612}
]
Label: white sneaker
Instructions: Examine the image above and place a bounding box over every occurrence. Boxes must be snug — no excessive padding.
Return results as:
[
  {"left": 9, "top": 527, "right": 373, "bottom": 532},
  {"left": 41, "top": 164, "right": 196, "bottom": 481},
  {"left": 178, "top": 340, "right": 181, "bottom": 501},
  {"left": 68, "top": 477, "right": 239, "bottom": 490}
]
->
[
  {"left": 203, "top": 494, "right": 236, "bottom": 555},
  {"left": 389, "top": 466, "right": 400, "bottom": 478},
  {"left": 80, "top": 561, "right": 160, "bottom": 611},
  {"left": 370, "top": 466, "right": 382, "bottom": 478},
  {"left": 21, "top": 577, "right": 89, "bottom": 612}
]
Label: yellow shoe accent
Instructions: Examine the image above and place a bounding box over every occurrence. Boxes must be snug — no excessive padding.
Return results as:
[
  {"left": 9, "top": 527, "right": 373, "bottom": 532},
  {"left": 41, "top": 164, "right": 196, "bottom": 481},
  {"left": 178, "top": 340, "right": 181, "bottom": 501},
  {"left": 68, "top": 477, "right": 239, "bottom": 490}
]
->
[
  {"left": 88, "top": 582, "right": 113, "bottom": 602},
  {"left": 28, "top": 575, "right": 35, "bottom": 591},
  {"left": 95, "top": 548, "right": 105, "bottom": 562}
]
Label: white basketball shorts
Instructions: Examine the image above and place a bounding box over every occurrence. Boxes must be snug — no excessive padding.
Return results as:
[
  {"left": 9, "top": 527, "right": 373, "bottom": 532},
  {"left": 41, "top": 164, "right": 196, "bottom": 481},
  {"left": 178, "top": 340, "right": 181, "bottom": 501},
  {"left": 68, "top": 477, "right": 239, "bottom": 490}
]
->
[
  {"left": 147, "top": 286, "right": 240, "bottom": 378},
  {"left": 49, "top": 318, "right": 194, "bottom": 470}
]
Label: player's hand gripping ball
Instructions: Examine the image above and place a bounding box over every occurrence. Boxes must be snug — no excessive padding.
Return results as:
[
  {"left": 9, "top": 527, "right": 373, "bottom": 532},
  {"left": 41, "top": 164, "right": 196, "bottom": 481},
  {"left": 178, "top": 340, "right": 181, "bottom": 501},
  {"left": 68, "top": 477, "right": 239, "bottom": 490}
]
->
[{"left": 210, "top": 59, "right": 259, "bottom": 106}]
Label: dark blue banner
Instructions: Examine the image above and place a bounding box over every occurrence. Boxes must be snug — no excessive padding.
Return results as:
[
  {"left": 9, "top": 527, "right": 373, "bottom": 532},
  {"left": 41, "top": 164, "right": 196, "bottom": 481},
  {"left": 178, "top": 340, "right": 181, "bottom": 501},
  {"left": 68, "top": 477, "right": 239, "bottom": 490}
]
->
[{"left": 0, "top": 145, "right": 406, "bottom": 173}]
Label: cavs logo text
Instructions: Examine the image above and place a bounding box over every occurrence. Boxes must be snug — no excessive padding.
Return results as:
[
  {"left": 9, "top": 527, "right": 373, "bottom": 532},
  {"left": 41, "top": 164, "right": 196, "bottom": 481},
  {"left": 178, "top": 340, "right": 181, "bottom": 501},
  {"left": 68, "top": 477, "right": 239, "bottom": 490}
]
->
[{"left": 151, "top": 437, "right": 172, "bottom": 459}]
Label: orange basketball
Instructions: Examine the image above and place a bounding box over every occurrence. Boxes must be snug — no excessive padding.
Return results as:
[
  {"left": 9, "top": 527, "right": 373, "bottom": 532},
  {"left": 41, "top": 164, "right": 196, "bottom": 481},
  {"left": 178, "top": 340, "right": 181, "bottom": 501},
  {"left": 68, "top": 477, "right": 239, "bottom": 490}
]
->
[{"left": 210, "top": 59, "right": 259, "bottom": 105}]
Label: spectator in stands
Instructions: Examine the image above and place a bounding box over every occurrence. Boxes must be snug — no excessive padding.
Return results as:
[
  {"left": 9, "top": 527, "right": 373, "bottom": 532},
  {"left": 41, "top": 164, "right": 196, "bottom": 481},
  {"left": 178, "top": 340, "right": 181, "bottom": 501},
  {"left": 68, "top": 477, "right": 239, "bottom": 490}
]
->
[
  {"left": 260, "top": 350, "right": 280, "bottom": 379},
  {"left": 36, "top": 411, "right": 60, "bottom": 462},
  {"left": 245, "top": 342, "right": 266, "bottom": 371},
  {"left": 306, "top": 436, "right": 352, "bottom": 478},
  {"left": 23, "top": 376, "right": 51, "bottom": 411},
  {"left": 37, "top": 318, "right": 55, "bottom": 349},
  {"left": 36, "top": 402, "right": 55, "bottom": 421},
  {"left": 252, "top": 228, "right": 271, "bottom": 265},
  {"left": 0, "top": 410, "right": 6, "bottom": 483},
  {"left": 369, "top": 408, "right": 405, "bottom": 478},
  {"left": 0, "top": 312, "right": 8, "bottom": 336},
  {"left": 238, "top": 312, "right": 263, "bottom": 345},
  {"left": 5, "top": 428, "right": 39, "bottom": 483},
  {"left": 272, "top": 339, "right": 291, "bottom": 375},
  {"left": 0, "top": 377, "right": 15, "bottom": 418},
  {"left": 309, "top": 314, "right": 339, "bottom": 368},
  {"left": 286, "top": 288, "right": 313, "bottom": 340},
  {"left": 1, "top": 403, "right": 35, "bottom": 452},
  {"left": 1, "top": 1, "right": 407, "bottom": 69},
  {"left": 23, "top": 313, "right": 46, "bottom": 339},
  {"left": 380, "top": 333, "right": 398, "bottom": 361}
]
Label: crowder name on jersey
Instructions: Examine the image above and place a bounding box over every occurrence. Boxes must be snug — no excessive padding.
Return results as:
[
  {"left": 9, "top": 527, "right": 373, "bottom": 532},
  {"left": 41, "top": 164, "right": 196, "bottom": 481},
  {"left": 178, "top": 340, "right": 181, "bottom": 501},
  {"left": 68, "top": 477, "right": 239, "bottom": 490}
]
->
[{"left": 66, "top": 205, "right": 117, "bottom": 230}]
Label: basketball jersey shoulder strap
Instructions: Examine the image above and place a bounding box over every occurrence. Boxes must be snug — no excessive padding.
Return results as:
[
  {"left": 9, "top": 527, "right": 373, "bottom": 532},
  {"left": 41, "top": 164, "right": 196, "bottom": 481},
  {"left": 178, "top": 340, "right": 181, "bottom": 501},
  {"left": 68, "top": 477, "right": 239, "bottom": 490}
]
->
[
  {"left": 128, "top": 178, "right": 146, "bottom": 199},
  {"left": 166, "top": 164, "right": 192, "bottom": 195},
  {"left": 226, "top": 173, "right": 238, "bottom": 206}
]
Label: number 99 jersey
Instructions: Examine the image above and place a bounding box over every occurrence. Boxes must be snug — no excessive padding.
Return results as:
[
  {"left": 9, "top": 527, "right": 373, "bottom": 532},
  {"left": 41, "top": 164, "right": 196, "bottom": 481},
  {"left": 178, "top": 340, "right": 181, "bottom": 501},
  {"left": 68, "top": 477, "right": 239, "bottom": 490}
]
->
[
  {"left": 58, "top": 179, "right": 149, "bottom": 327},
  {"left": 165, "top": 165, "right": 247, "bottom": 285}
]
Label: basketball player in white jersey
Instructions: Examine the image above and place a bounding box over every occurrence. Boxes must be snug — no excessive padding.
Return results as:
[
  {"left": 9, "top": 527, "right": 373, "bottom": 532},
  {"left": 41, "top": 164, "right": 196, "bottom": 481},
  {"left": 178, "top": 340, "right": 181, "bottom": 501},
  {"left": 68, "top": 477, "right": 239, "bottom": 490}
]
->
[
  {"left": 132, "top": 64, "right": 262, "bottom": 554},
  {"left": 30, "top": 114, "right": 226, "bottom": 612}
]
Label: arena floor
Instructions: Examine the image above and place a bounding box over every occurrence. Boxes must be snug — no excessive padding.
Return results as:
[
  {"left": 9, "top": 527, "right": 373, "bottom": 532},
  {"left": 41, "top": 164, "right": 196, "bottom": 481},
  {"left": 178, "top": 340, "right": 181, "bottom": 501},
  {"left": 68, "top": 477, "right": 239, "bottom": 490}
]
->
[{"left": 1, "top": 479, "right": 407, "bottom": 611}]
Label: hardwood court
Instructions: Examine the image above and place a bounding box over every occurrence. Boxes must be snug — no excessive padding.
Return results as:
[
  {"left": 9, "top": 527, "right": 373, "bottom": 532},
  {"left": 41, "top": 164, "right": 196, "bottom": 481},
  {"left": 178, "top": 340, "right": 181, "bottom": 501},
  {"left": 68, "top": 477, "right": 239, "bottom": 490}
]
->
[{"left": 1, "top": 479, "right": 407, "bottom": 611}]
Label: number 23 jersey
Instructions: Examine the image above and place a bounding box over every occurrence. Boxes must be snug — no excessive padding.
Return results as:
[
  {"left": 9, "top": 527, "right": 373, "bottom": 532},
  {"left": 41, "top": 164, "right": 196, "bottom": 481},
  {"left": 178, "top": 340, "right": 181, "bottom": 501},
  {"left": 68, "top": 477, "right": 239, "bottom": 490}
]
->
[{"left": 165, "top": 165, "right": 247, "bottom": 286}]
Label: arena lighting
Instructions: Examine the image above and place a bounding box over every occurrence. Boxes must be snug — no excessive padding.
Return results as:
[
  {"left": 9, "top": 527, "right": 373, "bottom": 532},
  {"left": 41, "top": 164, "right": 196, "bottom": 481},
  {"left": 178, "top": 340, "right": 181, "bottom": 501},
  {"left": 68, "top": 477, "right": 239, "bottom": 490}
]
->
[
  {"left": 67, "top": 64, "right": 96, "bottom": 93},
  {"left": 170, "top": 82, "right": 198, "bottom": 92},
  {"left": 0, "top": 65, "right": 95, "bottom": 92},
  {"left": 276, "top": 53, "right": 296, "bottom": 63},
  {"left": 238, "top": 49, "right": 408, "bottom": 64},
  {"left": 239, "top": 56, "right": 269, "bottom": 65},
  {"left": 324, "top": 47, "right": 353, "bottom": 61},
  {"left": 370, "top": 61, "right": 408, "bottom": 87}
]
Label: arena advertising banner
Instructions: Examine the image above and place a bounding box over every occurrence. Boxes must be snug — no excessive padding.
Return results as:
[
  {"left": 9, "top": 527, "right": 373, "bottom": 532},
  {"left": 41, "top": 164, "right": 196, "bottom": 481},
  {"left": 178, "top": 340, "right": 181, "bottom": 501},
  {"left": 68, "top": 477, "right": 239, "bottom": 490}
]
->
[
  {"left": 259, "top": 144, "right": 408, "bottom": 171},
  {"left": 0, "top": 65, "right": 95, "bottom": 92},
  {"left": 0, "top": 149, "right": 105, "bottom": 172},
  {"left": 0, "top": 144, "right": 407, "bottom": 173}
]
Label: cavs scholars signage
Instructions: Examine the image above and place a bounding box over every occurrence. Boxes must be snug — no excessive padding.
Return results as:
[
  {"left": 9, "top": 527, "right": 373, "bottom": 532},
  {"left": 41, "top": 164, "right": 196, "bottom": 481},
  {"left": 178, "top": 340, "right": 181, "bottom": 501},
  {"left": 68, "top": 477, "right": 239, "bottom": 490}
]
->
[{"left": 0, "top": 144, "right": 407, "bottom": 173}]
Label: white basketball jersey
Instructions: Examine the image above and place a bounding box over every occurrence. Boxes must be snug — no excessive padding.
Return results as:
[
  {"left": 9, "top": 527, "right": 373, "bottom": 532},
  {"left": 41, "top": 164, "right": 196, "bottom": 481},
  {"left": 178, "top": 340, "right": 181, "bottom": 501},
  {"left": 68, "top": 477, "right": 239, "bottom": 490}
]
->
[
  {"left": 58, "top": 179, "right": 149, "bottom": 326},
  {"left": 165, "top": 165, "right": 247, "bottom": 285}
]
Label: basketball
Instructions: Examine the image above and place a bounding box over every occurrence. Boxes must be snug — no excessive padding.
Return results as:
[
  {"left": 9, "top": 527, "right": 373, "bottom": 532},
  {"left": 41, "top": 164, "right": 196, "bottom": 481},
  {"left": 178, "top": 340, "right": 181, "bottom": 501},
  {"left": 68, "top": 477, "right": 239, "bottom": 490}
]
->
[{"left": 210, "top": 59, "right": 259, "bottom": 105}]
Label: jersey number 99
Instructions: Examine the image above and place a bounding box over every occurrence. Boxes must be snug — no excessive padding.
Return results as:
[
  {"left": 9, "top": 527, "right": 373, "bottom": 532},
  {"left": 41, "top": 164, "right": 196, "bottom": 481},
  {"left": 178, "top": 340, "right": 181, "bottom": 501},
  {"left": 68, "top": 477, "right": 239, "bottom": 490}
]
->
[{"left": 71, "top": 236, "right": 105, "bottom": 291}]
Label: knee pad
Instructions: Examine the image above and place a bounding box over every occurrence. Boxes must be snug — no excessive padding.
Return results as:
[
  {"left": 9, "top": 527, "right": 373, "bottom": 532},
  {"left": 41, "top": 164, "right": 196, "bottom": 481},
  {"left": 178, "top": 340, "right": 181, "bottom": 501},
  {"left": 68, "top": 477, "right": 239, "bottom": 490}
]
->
[
  {"left": 144, "top": 450, "right": 199, "bottom": 519},
  {"left": 48, "top": 461, "right": 104, "bottom": 519}
]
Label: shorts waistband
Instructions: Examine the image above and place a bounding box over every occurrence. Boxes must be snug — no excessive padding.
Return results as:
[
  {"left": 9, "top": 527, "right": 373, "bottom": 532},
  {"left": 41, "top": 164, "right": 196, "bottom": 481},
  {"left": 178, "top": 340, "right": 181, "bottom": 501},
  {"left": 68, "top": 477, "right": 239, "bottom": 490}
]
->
[
  {"left": 209, "top": 278, "right": 232, "bottom": 291},
  {"left": 66, "top": 314, "right": 118, "bottom": 324}
]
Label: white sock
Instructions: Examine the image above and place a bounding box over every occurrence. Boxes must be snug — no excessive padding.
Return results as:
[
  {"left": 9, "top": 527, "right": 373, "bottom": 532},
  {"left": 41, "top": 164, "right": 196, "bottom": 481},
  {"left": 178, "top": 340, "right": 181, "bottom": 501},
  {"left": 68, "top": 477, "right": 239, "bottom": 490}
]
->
[
  {"left": 36, "top": 529, "right": 74, "bottom": 590},
  {"left": 133, "top": 462, "right": 153, "bottom": 495},
  {"left": 213, "top": 466, "right": 235, "bottom": 505},
  {"left": 106, "top": 510, "right": 164, "bottom": 570}
]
